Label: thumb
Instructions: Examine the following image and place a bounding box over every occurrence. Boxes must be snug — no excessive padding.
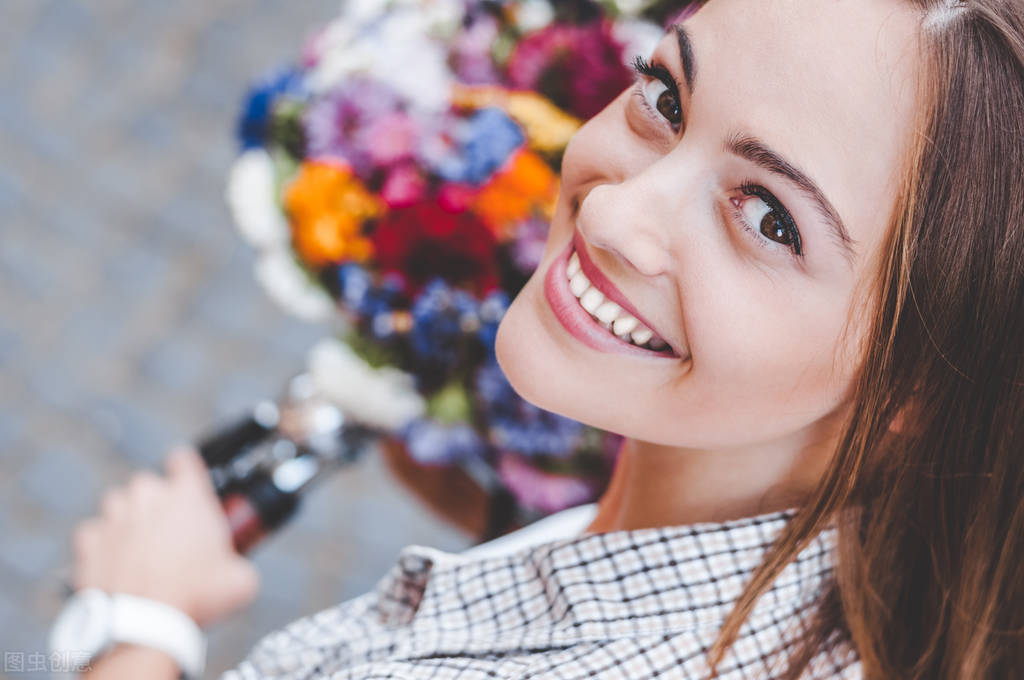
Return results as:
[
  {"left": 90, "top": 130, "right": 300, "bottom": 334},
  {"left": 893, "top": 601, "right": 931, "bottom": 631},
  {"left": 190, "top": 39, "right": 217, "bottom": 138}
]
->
[
  {"left": 166, "top": 447, "right": 215, "bottom": 495},
  {"left": 220, "top": 557, "right": 261, "bottom": 607},
  {"left": 191, "top": 558, "right": 260, "bottom": 628}
]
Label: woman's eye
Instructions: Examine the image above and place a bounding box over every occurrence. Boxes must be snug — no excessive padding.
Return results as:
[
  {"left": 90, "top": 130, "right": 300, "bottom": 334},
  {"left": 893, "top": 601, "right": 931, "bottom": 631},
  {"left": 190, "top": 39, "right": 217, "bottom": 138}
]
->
[
  {"left": 632, "top": 57, "right": 682, "bottom": 131},
  {"left": 641, "top": 79, "right": 681, "bottom": 127},
  {"left": 732, "top": 184, "right": 803, "bottom": 256}
]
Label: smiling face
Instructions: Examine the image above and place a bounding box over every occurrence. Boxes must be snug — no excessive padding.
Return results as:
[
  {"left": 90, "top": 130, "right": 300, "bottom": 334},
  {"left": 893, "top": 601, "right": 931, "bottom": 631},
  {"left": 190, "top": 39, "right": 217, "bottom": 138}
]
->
[{"left": 496, "top": 0, "right": 924, "bottom": 452}]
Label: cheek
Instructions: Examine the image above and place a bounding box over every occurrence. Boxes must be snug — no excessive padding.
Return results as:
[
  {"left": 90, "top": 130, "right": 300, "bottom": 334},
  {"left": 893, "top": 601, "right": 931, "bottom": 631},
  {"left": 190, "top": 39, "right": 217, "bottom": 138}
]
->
[
  {"left": 654, "top": 274, "right": 863, "bottom": 446},
  {"left": 559, "top": 91, "right": 657, "bottom": 194},
  {"left": 722, "top": 296, "right": 858, "bottom": 403}
]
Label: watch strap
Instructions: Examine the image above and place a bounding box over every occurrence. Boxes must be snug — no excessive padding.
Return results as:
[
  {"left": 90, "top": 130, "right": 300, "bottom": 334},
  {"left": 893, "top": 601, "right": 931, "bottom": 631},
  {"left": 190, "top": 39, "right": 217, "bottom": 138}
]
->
[{"left": 109, "top": 593, "right": 206, "bottom": 679}]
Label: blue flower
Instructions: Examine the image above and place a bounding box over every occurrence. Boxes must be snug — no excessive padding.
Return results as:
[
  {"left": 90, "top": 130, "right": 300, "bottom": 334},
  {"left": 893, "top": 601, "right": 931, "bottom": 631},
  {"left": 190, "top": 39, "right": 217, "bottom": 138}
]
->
[
  {"left": 474, "top": 359, "right": 584, "bottom": 458},
  {"left": 436, "top": 108, "right": 525, "bottom": 185},
  {"left": 477, "top": 290, "right": 509, "bottom": 354},
  {"left": 409, "top": 279, "right": 479, "bottom": 368},
  {"left": 357, "top": 274, "right": 406, "bottom": 338},
  {"left": 402, "top": 417, "right": 487, "bottom": 465},
  {"left": 238, "top": 68, "right": 304, "bottom": 149},
  {"left": 335, "top": 263, "right": 372, "bottom": 310}
]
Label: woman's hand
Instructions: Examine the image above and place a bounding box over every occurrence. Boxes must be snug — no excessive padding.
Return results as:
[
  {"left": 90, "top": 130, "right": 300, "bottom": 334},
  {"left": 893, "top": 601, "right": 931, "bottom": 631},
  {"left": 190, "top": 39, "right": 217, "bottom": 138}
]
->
[{"left": 71, "top": 448, "right": 260, "bottom": 628}]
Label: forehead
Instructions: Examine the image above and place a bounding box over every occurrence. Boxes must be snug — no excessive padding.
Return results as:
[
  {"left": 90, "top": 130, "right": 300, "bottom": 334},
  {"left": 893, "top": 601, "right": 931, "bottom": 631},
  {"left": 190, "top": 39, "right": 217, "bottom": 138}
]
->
[{"left": 684, "top": 0, "right": 923, "bottom": 257}]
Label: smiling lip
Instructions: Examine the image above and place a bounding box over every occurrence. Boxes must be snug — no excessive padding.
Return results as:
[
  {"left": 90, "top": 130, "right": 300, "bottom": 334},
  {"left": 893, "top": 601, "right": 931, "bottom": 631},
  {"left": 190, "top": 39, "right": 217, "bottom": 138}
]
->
[
  {"left": 571, "top": 230, "right": 675, "bottom": 345},
  {"left": 543, "top": 234, "right": 679, "bottom": 359}
]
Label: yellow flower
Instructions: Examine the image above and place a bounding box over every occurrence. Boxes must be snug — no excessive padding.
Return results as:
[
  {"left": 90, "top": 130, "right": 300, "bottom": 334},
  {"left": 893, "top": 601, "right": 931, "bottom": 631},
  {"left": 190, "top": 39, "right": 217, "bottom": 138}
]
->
[
  {"left": 283, "top": 161, "right": 383, "bottom": 267},
  {"left": 452, "top": 84, "right": 582, "bottom": 154}
]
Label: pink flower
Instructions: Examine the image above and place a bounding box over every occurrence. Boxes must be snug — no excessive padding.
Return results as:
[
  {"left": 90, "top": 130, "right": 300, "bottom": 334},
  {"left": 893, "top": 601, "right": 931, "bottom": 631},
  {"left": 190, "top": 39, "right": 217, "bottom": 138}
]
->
[
  {"left": 497, "top": 453, "right": 600, "bottom": 514},
  {"left": 381, "top": 163, "right": 427, "bottom": 208},
  {"left": 437, "top": 182, "right": 478, "bottom": 213},
  {"left": 361, "top": 112, "right": 420, "bottom": 166}
]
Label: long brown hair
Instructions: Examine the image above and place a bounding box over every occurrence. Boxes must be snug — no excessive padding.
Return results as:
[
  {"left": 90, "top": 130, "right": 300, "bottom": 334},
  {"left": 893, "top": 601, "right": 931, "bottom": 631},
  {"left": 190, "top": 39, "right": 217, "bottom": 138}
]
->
[{"left": 709, "top": 1, "right": 1024, "bottom": 677}]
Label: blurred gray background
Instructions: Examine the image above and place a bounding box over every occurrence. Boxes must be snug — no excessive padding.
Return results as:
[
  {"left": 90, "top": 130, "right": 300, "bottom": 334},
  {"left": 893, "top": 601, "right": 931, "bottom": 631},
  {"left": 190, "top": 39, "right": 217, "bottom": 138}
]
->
[{"left": 0, "top": 2, "right": 469, "bottom": 677}]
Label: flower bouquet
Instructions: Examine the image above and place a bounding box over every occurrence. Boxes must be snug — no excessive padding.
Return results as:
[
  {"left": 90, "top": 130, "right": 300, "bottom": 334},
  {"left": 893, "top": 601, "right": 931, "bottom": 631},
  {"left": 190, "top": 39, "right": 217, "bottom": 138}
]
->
[{"left": 225, "top": 0, "right": 685, "bottom": 529}]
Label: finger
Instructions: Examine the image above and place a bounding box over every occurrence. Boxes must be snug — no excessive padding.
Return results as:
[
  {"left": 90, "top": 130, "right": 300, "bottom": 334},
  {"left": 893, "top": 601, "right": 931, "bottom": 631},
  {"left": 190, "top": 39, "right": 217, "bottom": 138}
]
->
[
  {"left": 166, "top": 447, "right": 215, "bottom": 494},
  {"left": 126, "top": 471, "right": 164, "bottom": 503},
  {"left": 229, "top": 558, "right": 261, "bottom": 602},
  {"left": 100, "top": 488, "right": 128, "bottom": 521},
  {"left": 72, "top": 518, "right": 102, "bottom": 559}
]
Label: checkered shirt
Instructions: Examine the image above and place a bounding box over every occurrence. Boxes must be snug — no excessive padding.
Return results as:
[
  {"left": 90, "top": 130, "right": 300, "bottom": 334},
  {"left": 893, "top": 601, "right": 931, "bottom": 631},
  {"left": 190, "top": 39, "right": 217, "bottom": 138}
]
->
[{"left": 223, "top": 508, "right": 860, "bottom": 679}]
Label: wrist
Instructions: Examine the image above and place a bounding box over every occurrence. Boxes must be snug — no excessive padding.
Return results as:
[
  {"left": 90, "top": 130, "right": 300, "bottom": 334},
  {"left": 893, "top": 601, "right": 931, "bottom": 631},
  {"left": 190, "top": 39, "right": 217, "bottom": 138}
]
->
[
  {"left": 85, "top": 643, "right": 181, "bottom": 678},
  {"left": 50, "top": 589, "right": 206, "bottom": 679}
]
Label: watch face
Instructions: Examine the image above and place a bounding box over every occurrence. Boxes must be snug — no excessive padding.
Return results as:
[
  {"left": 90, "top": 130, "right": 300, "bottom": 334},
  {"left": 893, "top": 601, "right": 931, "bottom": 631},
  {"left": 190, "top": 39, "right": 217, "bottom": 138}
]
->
[{"left": 49, "top": 589, "right": 112, "bottom": 659}]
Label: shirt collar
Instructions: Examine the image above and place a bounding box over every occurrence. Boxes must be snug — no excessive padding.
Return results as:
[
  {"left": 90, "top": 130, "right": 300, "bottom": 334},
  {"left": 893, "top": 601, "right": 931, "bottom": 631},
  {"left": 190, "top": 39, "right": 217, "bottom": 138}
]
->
[{"left": 375, "top": 507, "right": 837, "bottom": 656}]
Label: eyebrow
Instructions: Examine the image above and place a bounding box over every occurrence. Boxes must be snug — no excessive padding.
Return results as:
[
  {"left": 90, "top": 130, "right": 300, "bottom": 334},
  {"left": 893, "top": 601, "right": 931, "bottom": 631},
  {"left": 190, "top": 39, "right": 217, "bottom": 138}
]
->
[
  {"left": 672, "top": 23, "right": 857, "bottom": 264},
  {"left": 726, "top": 133, "right": 857, "bottom": 264},
  {"left": 675, "top": 25, "right": 697, "bottom": 93}
]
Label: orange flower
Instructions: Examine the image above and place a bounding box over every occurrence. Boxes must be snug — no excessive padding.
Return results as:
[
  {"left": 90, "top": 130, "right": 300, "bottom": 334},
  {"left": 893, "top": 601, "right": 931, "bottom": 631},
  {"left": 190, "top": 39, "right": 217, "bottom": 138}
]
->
[
  {"left": 472, "top": 149, "right": 558, "bottom": 239},
  {"left": 284, "top": 161, "right": 383, "bottom": 267}
]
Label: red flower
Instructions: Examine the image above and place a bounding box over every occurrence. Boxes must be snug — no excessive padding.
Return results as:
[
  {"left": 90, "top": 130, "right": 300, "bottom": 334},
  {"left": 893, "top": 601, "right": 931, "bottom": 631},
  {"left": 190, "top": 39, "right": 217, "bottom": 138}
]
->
[
  {"left": 506, "top": 20, "right": 634, "bottom": 120},
  {"left": 370, "top": 201, "right": 499, "bottom": 296}
]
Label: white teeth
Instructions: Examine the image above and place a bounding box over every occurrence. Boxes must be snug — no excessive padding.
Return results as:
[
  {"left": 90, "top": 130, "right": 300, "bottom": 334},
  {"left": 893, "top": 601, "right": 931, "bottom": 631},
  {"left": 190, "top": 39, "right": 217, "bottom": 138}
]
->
[
  {"left": 594, "top": 301, "right": 622, "bottom": 324},
  {"left": 569, "top": 271, "right": 590, "bottom": 297},
  {"left": 631, "top": 325, "right": 654, "bottom": 346},
  {"left": 567, "top": 252, "right": 581, "bottom": 278},
  {"left": 612, "top": 315, "right": 638, "bottom": 337},
  {"left": 565, "top": 249, "right": 673, "bottom": 354},
  {"left": 579, "top": 287, "right": 605, "bottom": 314}
]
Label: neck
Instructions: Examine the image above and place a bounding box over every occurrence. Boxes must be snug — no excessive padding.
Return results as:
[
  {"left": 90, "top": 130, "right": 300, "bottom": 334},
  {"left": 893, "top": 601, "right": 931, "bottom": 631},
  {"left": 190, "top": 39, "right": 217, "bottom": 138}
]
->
[{"left": 587, "top": 417, "right": 842, "bottom": 532}]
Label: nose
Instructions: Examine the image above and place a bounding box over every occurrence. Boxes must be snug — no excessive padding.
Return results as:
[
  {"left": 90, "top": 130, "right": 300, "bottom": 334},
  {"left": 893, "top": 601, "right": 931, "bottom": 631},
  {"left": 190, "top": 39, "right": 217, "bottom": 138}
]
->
[{"left": 575, "top": 173, "right": 675, "bottom": 279}]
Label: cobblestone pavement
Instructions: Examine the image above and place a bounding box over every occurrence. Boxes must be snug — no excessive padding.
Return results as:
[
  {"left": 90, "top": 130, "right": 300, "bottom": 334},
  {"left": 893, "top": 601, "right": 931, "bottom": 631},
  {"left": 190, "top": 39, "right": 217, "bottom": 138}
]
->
[{"left": 0, "top": 2, "right": 469, "bottom": 677}]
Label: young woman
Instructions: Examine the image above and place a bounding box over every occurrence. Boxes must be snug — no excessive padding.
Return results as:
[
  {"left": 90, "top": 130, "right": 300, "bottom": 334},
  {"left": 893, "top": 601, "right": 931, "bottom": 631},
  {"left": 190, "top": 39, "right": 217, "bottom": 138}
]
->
[{"left": 65, "top": 0, "right": 1024, "bottom": 677}]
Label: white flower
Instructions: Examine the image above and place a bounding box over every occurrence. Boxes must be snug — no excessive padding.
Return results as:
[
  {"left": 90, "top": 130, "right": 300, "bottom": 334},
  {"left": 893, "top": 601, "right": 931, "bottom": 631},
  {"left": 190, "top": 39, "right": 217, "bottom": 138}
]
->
[
  {"left": 307, "top": 4, "right": 454, "bottom": 109},
  {"left": 307, "top": 338, "right": 426, "bottom": 431},
  {"left": 611, "top": 18, "right": 665, "bottom": 66},
  {"left": 514, "top": 1, "right": 555, "bottom": 33},
  {"left": 225, "top": 149, "right": 289, "bottom": 250},
  {"left": 340, "top": 0, "right": 392, "bottom": 24},
  {"left": 254, "top": 249, "right": 334, "bottom": 322},
  {"left": 420, "top": 0, "right": 467, "bottom": 38},
  {"left": 609, "top": 0, "right": 659, "bottom": 15}
]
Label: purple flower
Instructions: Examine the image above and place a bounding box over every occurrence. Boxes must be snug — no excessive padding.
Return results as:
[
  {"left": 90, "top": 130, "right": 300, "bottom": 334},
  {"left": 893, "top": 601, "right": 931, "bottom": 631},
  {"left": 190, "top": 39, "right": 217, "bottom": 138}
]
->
[
  {"left": 403, "top": 417, "right": 487, "bottom": 465},
  {"left": 302, "top": 78, "right": 406, "bottom": 178},
  {"left": 510, "top": 217, "right": 551, "bottom": 274}
]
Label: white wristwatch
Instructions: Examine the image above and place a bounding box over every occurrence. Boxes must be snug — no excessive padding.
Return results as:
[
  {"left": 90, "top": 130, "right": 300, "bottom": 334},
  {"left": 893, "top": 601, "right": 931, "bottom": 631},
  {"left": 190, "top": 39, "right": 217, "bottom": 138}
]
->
[{"left": 49, "top": 589, "right": 206, "bottom": 679}]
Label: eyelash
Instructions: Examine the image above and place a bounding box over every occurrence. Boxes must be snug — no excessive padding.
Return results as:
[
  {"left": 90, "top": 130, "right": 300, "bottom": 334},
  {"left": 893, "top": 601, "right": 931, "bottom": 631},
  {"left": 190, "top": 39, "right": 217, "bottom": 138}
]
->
[
  {"left": 732, "top": 181, "right": 804, "bottom": 257},
  {"left": 631, "top": 56, "right": 683, "bottom": 131}
]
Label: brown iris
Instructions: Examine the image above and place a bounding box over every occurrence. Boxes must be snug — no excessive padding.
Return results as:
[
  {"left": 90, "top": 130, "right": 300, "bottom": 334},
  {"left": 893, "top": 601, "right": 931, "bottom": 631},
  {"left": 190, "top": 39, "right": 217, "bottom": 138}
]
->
[
  {"left": 760, "top": 212, "right": 794, "bottom": 246},
  {"left": 656, "top": 90, "right": 681, "bottom": 125}
]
